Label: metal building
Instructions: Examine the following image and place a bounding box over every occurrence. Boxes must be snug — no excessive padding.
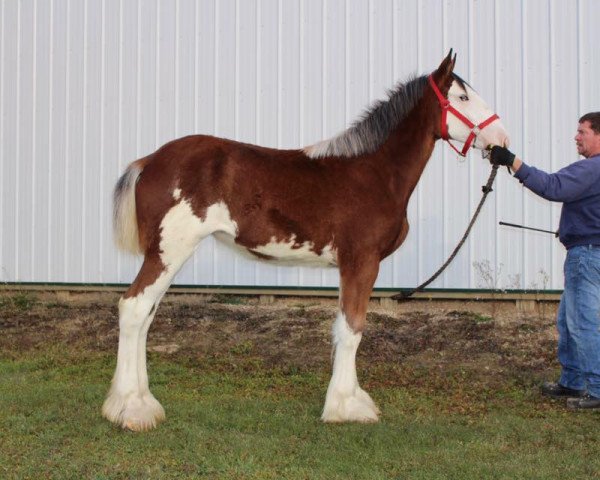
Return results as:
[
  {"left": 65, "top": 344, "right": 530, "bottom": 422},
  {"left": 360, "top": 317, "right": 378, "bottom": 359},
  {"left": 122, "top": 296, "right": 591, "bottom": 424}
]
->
[{"left": 1, "top": 0, "right": 599, "bottom": 292}]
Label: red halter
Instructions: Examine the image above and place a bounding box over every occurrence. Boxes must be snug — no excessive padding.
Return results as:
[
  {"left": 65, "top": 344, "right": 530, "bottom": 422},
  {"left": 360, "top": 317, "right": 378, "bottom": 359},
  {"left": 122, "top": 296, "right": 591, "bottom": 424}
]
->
[{"left": 428, "top": 74, "right": 499, "bottom": 157}]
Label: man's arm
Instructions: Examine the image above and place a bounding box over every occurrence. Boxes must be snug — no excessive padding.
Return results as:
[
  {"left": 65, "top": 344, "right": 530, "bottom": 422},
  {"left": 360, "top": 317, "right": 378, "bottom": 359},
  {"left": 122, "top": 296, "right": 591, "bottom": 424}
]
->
[{"left": 489, "top": 146, "right": 599, "bottom": 202}]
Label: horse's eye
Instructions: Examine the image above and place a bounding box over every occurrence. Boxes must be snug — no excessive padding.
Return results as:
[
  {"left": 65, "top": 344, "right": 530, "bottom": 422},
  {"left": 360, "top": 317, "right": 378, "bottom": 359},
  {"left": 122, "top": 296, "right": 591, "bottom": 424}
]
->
[{"left": 459, "top": 94, "right": 469, "bottom": 101}]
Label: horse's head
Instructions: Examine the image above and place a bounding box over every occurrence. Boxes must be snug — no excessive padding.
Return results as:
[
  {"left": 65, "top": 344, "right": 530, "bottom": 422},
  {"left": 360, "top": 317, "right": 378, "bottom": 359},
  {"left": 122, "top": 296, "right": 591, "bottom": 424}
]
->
[{"left": 430, "top": 51, "right": 510, "bottom": 156}]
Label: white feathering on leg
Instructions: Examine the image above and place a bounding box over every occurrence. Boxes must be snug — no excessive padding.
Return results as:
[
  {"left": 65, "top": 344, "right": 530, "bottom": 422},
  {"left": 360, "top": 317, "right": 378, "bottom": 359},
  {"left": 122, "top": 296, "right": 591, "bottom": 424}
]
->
[{"left": 321, "top": 312, "right": 379, "bottom": 423}]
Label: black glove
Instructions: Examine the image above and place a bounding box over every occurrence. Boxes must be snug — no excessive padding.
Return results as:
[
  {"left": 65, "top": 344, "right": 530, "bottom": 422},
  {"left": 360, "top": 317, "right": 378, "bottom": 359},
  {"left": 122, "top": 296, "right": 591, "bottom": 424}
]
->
[{"left": 489, "top": 146, "right": 516, "bottom": 167}]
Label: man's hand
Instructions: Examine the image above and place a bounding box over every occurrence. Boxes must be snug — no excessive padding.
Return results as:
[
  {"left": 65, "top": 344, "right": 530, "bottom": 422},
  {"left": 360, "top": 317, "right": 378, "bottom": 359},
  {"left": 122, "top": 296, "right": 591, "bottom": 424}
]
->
[{"left": 489, "top": 146, "right": 516, "bottom": 167}]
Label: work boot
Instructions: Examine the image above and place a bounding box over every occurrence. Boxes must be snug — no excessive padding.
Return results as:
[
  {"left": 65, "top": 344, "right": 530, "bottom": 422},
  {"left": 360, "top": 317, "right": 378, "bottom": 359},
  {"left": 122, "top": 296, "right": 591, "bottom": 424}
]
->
[
  {"left": 567, "top": 393, "right": 600, "bottom": 410},
  {"left": 541, "top": 381, "right": 585, "bottom": 399}
]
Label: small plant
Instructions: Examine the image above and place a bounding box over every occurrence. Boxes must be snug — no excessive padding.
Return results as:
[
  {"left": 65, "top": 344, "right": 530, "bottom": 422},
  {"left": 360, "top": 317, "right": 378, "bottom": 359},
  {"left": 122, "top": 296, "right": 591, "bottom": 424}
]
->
[
  {"left": 293, "top": 302, "right": 319, "bottom": 309},
  {"left": 209, "top": 294, "right": 246, "bottom": 305},
  {"left": 45, "top": 302, "right": 68, "bottom": 309},
  {"left": 473, "top": 260, "right": 505, "bottom": 318},
  {"left": 473, "top": 261, "right": 530, "bottom": 292},
  {"left": 230, "top": 340, "right": 254, "bottom": 355},
  {"left": 293, "top": 305, "right": 307, "bottom": 317},
  {"left": 472, "top": 313, "right": 493, "bottom": 323},
  {"left": 506, "top": 273, "right": 522, "bottom": 290},
  {"left": 13, "top": 293, "right": 36, "bottom": 311},
  {"left": 518, "top": 323, "right": 537, "bottom": 332},
  {"left": 473, "top": 260, "right": 505, "bottom": 292},
  {"left": 529, "top": 269, "right": 551, "bottom": 320},
  {"left": 527, "top": 269, "right": 550, "bottom": 292},
  {"left": 450, "top": 310, "right": 493, "bottom": 323},
  {"left": 474, "top": 261, "right": 553, "bottom": 320}
]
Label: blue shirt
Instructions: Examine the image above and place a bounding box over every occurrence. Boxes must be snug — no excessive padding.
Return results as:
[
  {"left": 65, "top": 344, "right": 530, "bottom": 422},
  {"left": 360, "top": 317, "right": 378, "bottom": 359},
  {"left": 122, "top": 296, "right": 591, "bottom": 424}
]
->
[{"left": 514, "top": 154, "right": 600, "bottom": 249}]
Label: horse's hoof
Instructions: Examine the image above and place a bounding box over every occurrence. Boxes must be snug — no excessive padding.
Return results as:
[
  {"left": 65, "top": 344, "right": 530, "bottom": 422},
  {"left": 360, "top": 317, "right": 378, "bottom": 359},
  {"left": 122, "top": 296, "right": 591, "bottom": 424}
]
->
[
  {"left": 321, "top": 390, "right": 380, "bottom": 423},
  {"left": 123, "top": 417, "right": 157, "bottom": 432},
  {"left": 102, "top": 392, "right": 165, "bottom": 431}
]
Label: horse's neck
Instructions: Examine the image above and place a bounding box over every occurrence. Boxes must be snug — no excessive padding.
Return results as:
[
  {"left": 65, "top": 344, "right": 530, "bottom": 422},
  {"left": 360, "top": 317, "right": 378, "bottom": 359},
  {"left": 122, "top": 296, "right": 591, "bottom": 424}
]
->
[{"left": 379, "top": 108, "right": 438, "bottom": 204}]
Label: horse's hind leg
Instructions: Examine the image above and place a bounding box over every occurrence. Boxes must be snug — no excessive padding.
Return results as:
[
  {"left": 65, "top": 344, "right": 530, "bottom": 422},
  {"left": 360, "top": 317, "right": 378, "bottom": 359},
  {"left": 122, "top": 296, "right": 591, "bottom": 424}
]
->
[
  {"left": 103, "top": 226, "right": 205, "bottom": 430},
  {"left": 322, "top": 256, "right": 381, "bottom": 423},
  {"left": 102, "top": 253, "right": 173, "bottom": 431}
]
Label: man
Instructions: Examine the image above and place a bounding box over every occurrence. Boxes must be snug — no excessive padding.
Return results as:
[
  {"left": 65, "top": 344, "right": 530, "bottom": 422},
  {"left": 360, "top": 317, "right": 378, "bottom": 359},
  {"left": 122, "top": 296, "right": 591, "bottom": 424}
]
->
[{"left": 490, "top": 112, "right": 600, "bottom": 410}]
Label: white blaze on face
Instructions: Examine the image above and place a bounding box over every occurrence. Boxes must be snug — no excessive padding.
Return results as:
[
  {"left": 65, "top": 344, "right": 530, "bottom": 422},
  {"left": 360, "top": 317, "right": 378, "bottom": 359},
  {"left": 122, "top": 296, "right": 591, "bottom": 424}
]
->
[{"left": 446, "top": 79, "right": 510, "bottom": 150}]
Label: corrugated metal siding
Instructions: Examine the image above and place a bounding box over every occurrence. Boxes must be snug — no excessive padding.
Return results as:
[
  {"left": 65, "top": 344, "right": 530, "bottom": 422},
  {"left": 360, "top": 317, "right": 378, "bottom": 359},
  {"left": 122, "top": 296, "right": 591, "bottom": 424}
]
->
[{"left": 2, "top": 0, "right": 599, "bottom": 290}]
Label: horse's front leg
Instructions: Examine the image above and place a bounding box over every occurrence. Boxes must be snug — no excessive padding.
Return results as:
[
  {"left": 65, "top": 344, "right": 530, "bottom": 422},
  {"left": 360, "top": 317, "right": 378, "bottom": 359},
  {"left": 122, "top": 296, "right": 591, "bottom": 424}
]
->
[{"left": 322, "top": 256, "right": 381, "bottom": 423}]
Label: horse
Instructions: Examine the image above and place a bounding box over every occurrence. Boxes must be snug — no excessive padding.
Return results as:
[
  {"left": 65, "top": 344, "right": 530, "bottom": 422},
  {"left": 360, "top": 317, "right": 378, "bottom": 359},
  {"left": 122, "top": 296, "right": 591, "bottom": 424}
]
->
[{"left": 102, "top": 51, "right": 510, "bottom": 431}]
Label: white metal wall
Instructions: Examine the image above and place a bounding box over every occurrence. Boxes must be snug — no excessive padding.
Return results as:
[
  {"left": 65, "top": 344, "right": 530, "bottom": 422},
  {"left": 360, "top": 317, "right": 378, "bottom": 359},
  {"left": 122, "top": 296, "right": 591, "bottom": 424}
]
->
[{"left": 2, "top": 0, "right": 600, "bottom": 291}]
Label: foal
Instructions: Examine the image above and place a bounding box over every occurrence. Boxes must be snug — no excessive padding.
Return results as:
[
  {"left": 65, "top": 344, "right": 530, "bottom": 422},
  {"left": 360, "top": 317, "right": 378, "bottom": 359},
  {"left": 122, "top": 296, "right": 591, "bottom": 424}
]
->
[{"left": 103, "top": 52, "right": 509, "bottom": 431}]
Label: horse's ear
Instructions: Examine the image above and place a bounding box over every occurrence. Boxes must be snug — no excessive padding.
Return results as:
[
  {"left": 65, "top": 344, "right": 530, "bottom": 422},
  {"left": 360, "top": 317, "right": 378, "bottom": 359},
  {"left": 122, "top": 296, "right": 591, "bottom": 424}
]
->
[
  {"left": 435, "top": 49, "right": 454, "bottom": 75},
  {"left": 432, "top": 49, "right": 456, "bottom": 95}
]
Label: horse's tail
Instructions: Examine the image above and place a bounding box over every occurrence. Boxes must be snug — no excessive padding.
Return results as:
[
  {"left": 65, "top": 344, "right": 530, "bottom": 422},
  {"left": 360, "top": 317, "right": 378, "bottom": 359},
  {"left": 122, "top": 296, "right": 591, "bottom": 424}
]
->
[{"left": 113, "top": 157, "right": 150, "bottom": 255}]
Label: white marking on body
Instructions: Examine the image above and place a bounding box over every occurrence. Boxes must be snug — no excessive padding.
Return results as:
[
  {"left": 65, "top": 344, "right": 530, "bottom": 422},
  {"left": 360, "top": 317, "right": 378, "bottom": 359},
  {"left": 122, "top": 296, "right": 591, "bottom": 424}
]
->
[
  {"left": 251, "top": 235, "right": 337, "bottom": 266},
  {"left": 172, "top": 188, "right": 181, "bottom": 200},
  {"left": 214, "top": 231, "right": 338, "bottom": 267},
  {"left": 321, "top": 313, "right": 380, "bottom": 423},
  {"left": 159, "top": 200, "right": 237, "bottom": 269}
]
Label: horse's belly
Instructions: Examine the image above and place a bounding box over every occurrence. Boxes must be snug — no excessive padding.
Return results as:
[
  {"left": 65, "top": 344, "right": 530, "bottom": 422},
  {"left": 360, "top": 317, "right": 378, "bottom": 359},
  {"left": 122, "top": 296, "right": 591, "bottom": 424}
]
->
[{"left": 214, "top": 233, "right": 338, "bottom": 267}]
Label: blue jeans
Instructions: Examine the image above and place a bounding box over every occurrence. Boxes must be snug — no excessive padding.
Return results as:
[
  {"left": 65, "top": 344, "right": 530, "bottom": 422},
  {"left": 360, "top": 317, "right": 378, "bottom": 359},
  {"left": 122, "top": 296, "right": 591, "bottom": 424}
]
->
[{"left": 558, "top": 245, "right": 600, "bottom": 397}]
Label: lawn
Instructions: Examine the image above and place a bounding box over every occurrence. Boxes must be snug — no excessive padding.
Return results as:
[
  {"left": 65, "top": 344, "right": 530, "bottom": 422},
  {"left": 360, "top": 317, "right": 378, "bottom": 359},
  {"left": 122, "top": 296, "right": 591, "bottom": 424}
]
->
[{"left": 1, "top": 292, "right": 600, "bottom": 479}]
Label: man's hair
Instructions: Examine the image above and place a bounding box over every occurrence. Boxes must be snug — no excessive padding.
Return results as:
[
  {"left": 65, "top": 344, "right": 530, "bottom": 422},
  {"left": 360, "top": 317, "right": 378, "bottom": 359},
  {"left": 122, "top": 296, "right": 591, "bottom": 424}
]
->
[{"left": 579, "top": 112, "right": 600, "bottom": 134}]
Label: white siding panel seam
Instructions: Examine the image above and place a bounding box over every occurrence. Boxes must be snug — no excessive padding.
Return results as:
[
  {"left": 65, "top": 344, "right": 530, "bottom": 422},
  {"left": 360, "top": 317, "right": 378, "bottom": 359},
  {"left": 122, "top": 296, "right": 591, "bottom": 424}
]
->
[
  {"left": 16, "top": 1, "right": 22, "bottom": 280},
  {"left": 234, "top": 0, "right": 240, "bottom": 284},
  {"left": 81, "top": 0, "right": 88, "bottom": 281},
  {"left": 576, "top": 0, "right": 582, "bottom": 117},
  {"left": 493, "top": 0, "right": 499, "bottom": 289},
  {"left": 47, "top": 0, "right": 54, "bottom": 280},
  {"left": 32, "top": 0, "right": 38, "bottom": 280},
  {"left": 63, "top": 0, "right": 69, "bottom": 282},
  {"left": 520, "top": 0, "right": 528, "bottom": 289},
  {"left": 549, "top": 0, "right": 556, "bottom": 287},
  {"left": 0, "top": 0, "right": 4, "bottom": 281},
  {"left": 415, "top": 0, "right": 422, "bottom": 285},
  {"left": 119, "top": 0, "right": 127, "bottom": 278},
  {"left": 441, "top": 0, "right": 447, "bottom": 288},
  {"left": 467, "top": 0, "right": 474, "bottom": 289}
]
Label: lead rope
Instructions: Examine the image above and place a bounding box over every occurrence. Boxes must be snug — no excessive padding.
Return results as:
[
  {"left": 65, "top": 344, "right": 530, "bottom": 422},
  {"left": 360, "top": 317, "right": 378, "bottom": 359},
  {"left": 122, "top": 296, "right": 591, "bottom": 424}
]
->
[{"left": 391, "top": 163, "right": 499, "bottom": 300}]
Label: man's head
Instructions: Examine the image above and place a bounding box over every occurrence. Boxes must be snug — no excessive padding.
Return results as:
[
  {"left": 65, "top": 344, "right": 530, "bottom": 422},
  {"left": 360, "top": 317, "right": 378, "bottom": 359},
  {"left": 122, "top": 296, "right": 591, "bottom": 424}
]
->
[{"left": 576, "top": 112, "right": 600, "bottom": 158}]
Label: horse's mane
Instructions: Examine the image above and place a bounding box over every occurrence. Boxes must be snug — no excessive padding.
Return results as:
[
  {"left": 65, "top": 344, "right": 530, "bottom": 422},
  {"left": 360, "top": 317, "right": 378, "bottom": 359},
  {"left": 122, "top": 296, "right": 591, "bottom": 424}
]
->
[{"left": 304, "top": 74, "right": 429, "bottom": 159}]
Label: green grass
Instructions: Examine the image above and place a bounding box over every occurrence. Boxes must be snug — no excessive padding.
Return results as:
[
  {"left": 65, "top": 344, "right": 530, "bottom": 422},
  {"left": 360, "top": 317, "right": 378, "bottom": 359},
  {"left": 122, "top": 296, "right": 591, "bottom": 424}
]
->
[
  {"left": 208, "top": 294, "right": 248, "bottom": 305},
  {"left": 0, "top": 292, "right": 36, "bottom": 311},
  {"left": 2, "top": 347, "right": 600, "bottom": 479}
]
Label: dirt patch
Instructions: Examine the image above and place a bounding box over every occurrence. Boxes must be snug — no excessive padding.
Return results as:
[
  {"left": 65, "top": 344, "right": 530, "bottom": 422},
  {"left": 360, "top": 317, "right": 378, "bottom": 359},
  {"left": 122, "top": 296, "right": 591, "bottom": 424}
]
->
[{"left": 0, "top": 292, "right": 559, "bottom": 387}]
